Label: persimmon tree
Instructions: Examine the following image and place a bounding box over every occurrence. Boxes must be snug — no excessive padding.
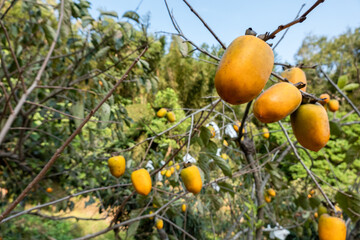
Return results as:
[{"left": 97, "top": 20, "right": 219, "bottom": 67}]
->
[{"left": 0, "top": 0, "right": 360, "bottom": 240}]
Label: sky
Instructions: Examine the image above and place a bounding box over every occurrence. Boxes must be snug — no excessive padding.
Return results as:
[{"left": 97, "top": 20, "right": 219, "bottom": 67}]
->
[{"left": 88, "top": 0, "right": 360, "bottom": 64}]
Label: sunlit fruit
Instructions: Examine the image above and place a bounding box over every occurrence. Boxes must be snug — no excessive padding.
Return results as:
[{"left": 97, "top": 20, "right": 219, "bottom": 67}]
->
[
  {"left": 291, "top": 103, "right": 330, "bottom": 152},
  {"left": 319, "top": 93, "right": 330, "bottom": 105},
  {"left": 167, "top": 112, "right": 176, "bottom": 122},
  {"left": 221, "top": 153, "right": 229, "bottom": 160},
  {"left": 267, "top": 188, "right": 276, "bottom": 197},
  {"left": 208, "top": 126, "right": 216, "bottom": 138},
  {"left": 310, "top": 189, "right": 315, "bottom": 195},
  {"left": 314, "top": 212, "right": 318, "bottom": 218},
  {"left": 328, "top": 99, "right": 339, "bottom": 112},
  {"left": 253, "top": 82, "right": 302, "bottom": 123},
  {"left": 108, "top": 155, "right": 126, "bottom": 178},
  {"left": 263, "top": 127, "right": 270, "bottom": 139},
  {"left": 318, "top": 214, "right": 346, "bottom": 240},
  {"left": 46, "top": 187, "right": 53, "bottom": 193},
  {"left": 161, "top": 170, "right": 166, "bottom": 176},
  {"left": 170, "top": 167, "right": 175, "bottom": 174},
  {"left": 169, "top": 161, "right": 174, "bottom": 166},
  {"left": 214, "top": 35, "right": 274, "bottom": 105},
  {"left": 281, "top": 67, "right": 307, "bottom": 91},
  {"left": 165, "top": 170, "right": 171, "bottom": 178},
  {"left": 181, "top": 165, "right": 202, "bottom": 194},
  {"left": 233, "top": 121, "right": 245, "bottom": 133},
  {"left": 131, "top": 168, "right": 152, "bottom": 196},
  {"left": 156, "top": 219, "right": 164, "bottom": 229},
  {"left": 157, "top": 108, "right": 167, "bottom": 117},
  {"left": 265, "top": 195, "right": 271, "bottom": 203},
  {"left": 308, "top": 194, "right": 312, "bottom": 198},
  {"left": 149, "top": 210, "right": 154, "bottom": 220},
  {"left": 182, "top": 204, "right": 187, "bottom": 212},
  {"left": 223, "top": 139, "right": 229, "bottom": 146},
  {"left": 175, "top": 164, "right": 180, "bottom": 171},
  {"left": 99, "top": 80, "right": 103, "bottom": 86}
]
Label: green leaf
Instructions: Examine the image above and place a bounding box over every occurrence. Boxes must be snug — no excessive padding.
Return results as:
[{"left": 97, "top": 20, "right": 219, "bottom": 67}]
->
[
  {"left": 174, "top": 35, "right": 188, "bottom": 57},
  {"left": 329, "top": 120, "right": 342, "bottom": 137},
  {"left": 337, "top": 75, "right": 348, "bottom": 89},
  {"left": 309, "top": 197, "right": 321, "bottom": 209},
  {"left": 344, "top": 143, "right": 360, "bottom": 166},
  {"left": 335, "top": 191, "right": 360, "bottom": 222},
  {"left": 122, "top": 11, "right": 140, "bottom": 23},
  {"left": 81, "top": 16, "right": 94, "bottom": 28},
  {"left": 209, "top": 153, "right": 232, "bottom": 177},
  {"left": 200, "top": 126, "right": 211, "bottom": 146},
  {"left": 100, "top": 10, "right": 118, "bottom": 18},
  {"left": 99, "top": 103, "right": 111, "bottom": 128},
  {"left": 206, "top": 140, "right": 218, "bottom": 154},
  {"left": 95, "top": 46, "right": 110, "bottom": 59},
  {"left": 295, "top": 193, "right": 310, "bottom": 210},
  {"left": 343, "top": 83, "right": 359, "bottom": 91},
  {"left": 126, "top": 221, "right": 139, "bottom": 239},
  {"left": 43, "top": 23, "right": 56, "bottom": 42},
  {"left": 70, "top": 100, "right": 84, "bottom": 128},
  {"left": 218, "top": 182, "right": 235, "bottom": 197}
]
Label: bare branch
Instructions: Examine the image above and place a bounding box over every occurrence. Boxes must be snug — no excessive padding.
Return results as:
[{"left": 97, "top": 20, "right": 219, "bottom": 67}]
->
[
  {"left": 0, "top": 0, "right": 65, "bottom": 145},
  {"left": 182, "top": 0, "right": 226, "bottom": 49},
  {"left": 264, "top": 0, "right": 325, "bottom": 41},
  {"left": 0, "top": 45, "right": 149, "bottom": 221},
  {"left": 320, "top": 67, "right": 360, "bottom": 117}
]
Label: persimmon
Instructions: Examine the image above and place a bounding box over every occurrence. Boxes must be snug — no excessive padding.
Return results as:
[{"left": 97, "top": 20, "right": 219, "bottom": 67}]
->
[
  {"left": 181, "top": 165, "right": 202, "bottom": 194},
  {"left": 253, "top": 82, "right": 302, "bottom": 123},
  {"left": 108, "top": 156, "right": 126, "bottom": 178},
  {"left": 318, "top": 214, "right": 346, "bottom": 240},
  {"left": 46, "top": 187, "right": 53, "bottom": 193},
  {"left": 291, "top": 103, "right": 330, "bottom": 152},
  {"left": 131, "top": 168, "right": 152, "bottom": 196},
  {"left": 157, "top": 108, "right": 167, "bottom": 117},
  {"left": 182, "top": 204, "right": 187, "bottom": 212},
  {"left": 262, "top": 127, "right": 270, "bottom": 139},
  {"left": 267, "top": 188, "right": 276, "bottom": 197},
  {"left": 281, "top": 67, "right": 307, "bottom": 91},
  {"left": 319, "top": 93, "right": 330, "bottom": 105},
  {"left": 215, "top": 35, "right": 274, "bottom": 105},
  {"left": 328, "top": 99, "right": 339, "bottom": 112},
  {"left": 156, "top": 219, "right": 164, "bottom": 229},
  {"left": 167, "top": 112, "right": 176, "bottom": 122}
]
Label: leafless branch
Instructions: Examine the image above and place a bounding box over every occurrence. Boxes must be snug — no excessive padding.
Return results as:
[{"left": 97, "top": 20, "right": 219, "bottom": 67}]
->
[
  {"left": 182, "top": 0, "right": 226, "bottom": 49},
  {"left": 264, "top": 0, "right": 325, "bottom": 41},
  {"left": 0, "top": 45, "right": 149, "bottom": 222},
  {"left": 320, "top": 67, "right": 360, "bottom": 117}
]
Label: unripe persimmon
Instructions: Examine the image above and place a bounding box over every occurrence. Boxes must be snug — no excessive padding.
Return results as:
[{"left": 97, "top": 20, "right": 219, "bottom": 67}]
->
[
  {"left": 156, "top": 219, "right": 164, "bottom": 229},
  {"left": 181, "top": 165, "right": 202, "bottom": 194},
  {"left": 262, "top": 127, "right": 270, "bottom": 139},
  {"left": 267, "top": 188, "right": 276, "bottom": 197},
  {"left": 215, "top": 35, "right": 274, "bottom": 105},
  {"left": 318, "top": 214, "right": 346, "bottom": 240},
  {"left": 319, "top": 93, "right": 330, "bottom": 105},
  {"left": 328, "top": 99, "right": 339, "bottom": 112},
  {"left": 253, "top": 82, "right": 302, "bottom": 123},
  {"left": 281, "top": 67, "right": 307, "bottom": 91},
  {"left": 290, "top": 104, "right": 330, "bottom": 152}
]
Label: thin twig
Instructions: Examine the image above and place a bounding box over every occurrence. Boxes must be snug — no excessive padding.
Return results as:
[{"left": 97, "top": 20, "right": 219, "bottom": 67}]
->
[
  {"left": 1, "top": 184, "right": 130, "bottom": 223},
  {"left": 272, "top": 4, "right": 305, "bottom": 50},
  {"left": 0, "top": 45, "right": 149, "bottom": 222},
  {"left": 0, "top": 0, "right": 65, "bottom": 145},
  {"left": 264, "top": 0, "right": 325, "bottom": 41},
  {"left": 320, "top": 67, "right": 360, "bottom": 117},
  {"left": 277, "top": 121, "right": 336, "bottom": 213},
  {"left": 182, "top": 0, "right": 226, "bottom": 49}
]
